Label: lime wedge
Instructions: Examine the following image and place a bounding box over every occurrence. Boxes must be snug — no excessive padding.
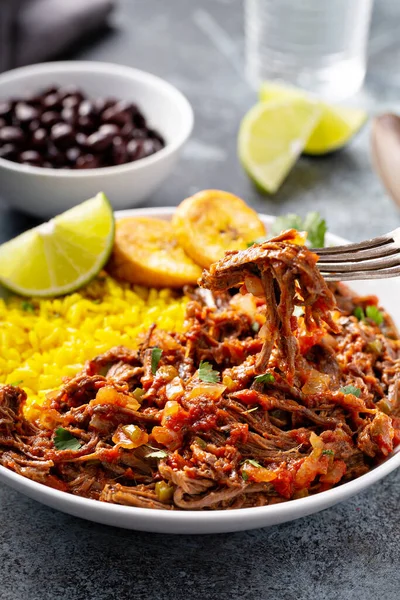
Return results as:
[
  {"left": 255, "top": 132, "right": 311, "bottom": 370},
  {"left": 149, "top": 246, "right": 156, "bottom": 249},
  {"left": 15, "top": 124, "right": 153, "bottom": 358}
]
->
[
  {"left": 0, "top": 192, "right": 115, "bottom": 297},
  {"left": 259, "top": 81, "right": 367, "bottom": 155},
  {"left": 238, "top": 99, "right": 321, "bottom": 193}
]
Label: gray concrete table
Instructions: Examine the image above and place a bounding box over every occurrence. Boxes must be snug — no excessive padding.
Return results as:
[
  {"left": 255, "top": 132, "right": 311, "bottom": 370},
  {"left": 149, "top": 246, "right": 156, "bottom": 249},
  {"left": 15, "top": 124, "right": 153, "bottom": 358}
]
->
[{"left": 1, "top": 1, "right": 400, "bottom": 598}]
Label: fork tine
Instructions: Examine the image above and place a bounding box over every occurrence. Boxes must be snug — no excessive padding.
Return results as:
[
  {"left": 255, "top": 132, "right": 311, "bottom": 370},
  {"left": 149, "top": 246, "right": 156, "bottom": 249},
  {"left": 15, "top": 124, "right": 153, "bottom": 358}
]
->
[
  {"left": 318, "top": 252, "right": 400, "bottom": 273},
  {"left": 321, "top": 264, "right": 400, "bottom": 281},
  {"left": 312, "top": 232, "right": 393, "bottom": 255},
  {"left": 315, "top": 241, "right": 398, "bottom": 263}
]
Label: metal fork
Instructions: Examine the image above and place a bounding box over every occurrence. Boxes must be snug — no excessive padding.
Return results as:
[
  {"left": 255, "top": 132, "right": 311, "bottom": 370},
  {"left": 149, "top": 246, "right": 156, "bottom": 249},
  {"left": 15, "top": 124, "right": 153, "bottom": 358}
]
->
[{"left": 311, "top": 228, "right": 400, "bottom": 281}]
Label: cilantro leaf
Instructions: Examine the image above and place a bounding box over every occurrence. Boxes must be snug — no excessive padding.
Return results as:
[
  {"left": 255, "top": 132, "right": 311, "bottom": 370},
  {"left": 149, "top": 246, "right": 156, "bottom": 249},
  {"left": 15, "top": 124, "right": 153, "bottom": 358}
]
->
[
  {"left": 322, "top": 449, "right": 334, "bottom": 456},
  {"left": 245, "top": 459, "right": 263, "bottom": 468},
  {"left": 151, "top": 347, "right": 163, "bottom": 375},
  {"left": 21, "top": 301, "right": 35, "bottom": 312},
  {"left": 365, "top": 305, "right": 384, "bottom": 326},
  {"left": 302, "top": 212, "right": 327, "bottom": 248},
  {"left": 198, "top": 361, "right": 220, "bottom": 383},
  {"left": 254, "top": 372, "right": 275, "bottom": 384},
  {"left": 54, "top": 428, "right": 82, "bottom": 451},
  {"left": 146, "top": 449, "right": 168, "bottom": 459},
  {"left": 242, "top": 471, "right": 249, "bottom": 481},
  {"left": 353, "top": 306, "right": 365, "bottom": 321},
  {"left": 270, "top": 211, "right": 327, "bottom": 248},
  {"left": 340, "top": 385, "right": 361, "bottom": 398}
]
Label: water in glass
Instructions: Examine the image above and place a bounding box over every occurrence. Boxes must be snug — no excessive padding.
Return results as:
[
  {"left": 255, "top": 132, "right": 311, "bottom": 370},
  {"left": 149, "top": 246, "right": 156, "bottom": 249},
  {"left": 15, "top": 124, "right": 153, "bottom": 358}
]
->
[{"left": 245, "top": 0, "right": 374, "bottom": 100}]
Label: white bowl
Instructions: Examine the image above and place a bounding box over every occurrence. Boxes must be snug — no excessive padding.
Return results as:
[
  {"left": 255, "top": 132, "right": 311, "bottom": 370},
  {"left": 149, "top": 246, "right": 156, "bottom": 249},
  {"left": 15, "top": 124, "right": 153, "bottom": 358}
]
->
[
  {"left": 1, "top": 208, "right": 400, "bottom": 534},
  {"left": 0, "top": 62, "right": 193, "bottom": 218}
]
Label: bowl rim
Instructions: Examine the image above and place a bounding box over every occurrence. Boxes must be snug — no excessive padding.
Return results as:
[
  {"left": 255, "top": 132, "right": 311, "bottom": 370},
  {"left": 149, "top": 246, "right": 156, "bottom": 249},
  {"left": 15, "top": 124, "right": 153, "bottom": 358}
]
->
[{"left": 0, "top": 61, "right": 194, "bottom": 178}]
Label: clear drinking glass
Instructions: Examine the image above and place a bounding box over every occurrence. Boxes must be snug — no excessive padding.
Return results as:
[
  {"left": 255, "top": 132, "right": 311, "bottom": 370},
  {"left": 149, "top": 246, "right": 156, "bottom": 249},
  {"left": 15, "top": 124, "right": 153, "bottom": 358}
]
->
[{"left": 244, "top": 0, "right": 374, "bottom": 100}]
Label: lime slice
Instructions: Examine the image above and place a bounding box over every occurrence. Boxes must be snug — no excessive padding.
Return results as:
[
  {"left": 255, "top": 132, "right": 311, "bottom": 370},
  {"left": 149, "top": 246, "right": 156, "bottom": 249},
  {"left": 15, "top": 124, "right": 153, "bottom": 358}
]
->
[
  {"left": 259, "top": 81, "right": 367, "bottom": 155},
  {"left": 238, "top": 99, "right": 321, "bottom": 193},
  {"left": 0, "top": 192, "right": 115, "bottom": 297}
]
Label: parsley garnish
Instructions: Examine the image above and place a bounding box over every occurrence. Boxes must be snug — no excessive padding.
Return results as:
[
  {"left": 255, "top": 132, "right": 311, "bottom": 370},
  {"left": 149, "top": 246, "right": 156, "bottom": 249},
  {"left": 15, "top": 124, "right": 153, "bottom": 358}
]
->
[
  {"left": 21, "top": 301, "right": 35, "bottom": 312},
  {"left": 353, "top": 306, "right": 365, "bottom": 321},
  {"left": 10, "top": 379, "right": 23, "bottom": 387},
  {"left": 146, "top": 449, "right": 168, "bottom": 459},
  {"left": 302, "top": 212, "right": 327, "bottom": 248},
  {"left": 54, "top": 428, "right": 82, "bottom": 451},
  {"left": 270, "top": 212, "right": 327, "bottom": 248},
  {"left": 198, "top": 361, "right": 220, "bottom": 383},
  {"left": 242, "top": 471, "right": 249, "bottom": 481},
  {"left": 322, "top": 449, "right": 334, "bottom": 456},
  {"left": 151, "top": 347, "right": 163, "bottom": 375},
  {"left": 244, "top": 459, "right": 263, "bottom": 468},
  {"left": 365, "top": 305, "right": 384, "bottom": 326},
  {"left": 340, "top": 385, "right": 361, "bottom": 398},
  {"left": 254, "top": 372, "right": 275, "bottom": 384}
]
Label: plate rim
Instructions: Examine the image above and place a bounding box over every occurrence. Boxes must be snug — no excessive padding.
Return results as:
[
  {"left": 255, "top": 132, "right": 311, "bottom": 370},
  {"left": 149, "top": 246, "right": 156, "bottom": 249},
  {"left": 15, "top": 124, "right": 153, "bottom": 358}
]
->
[{"left": 1, "top": 206, "right": 399, "bottom": 533}]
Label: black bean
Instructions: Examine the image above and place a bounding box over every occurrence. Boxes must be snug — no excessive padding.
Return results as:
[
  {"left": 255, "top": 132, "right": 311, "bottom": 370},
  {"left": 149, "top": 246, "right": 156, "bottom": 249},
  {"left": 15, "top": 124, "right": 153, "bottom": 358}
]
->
[
  {"left": 144, "top": 138, "right": 163, "bottom": 157},
  {"left": 19, "top": 150, "right": 42, "bottom": 166},
  {"left": 78, "top": 100, "right": 97, "bottom": 119},
  {"left": 147, "top": 128, "right": 165, "bottom": 145},
  {"left": 130, "top": 128, "right": 147, "bottom": 140},
  {"left": 0, "top": 101, "right": 12, "bottom": 119},
  {"left": 28, "top": 119, "right": 41, "bottom": 132},
  {"left": 99, "top": 123, "right": 120, "bottom": 136},
  {"left": 133, "top": 112, "right": 146, "bottom": 128},
  {"left": 47, "top": 144, "right": 66, "bottom": 166},
  {"left": 95, "top": 98, "right": 117, "bottom": 113},
  {"left": 0, "top": 144, "right": 17, "bottom": 160},
  {"left": 61, "top": 106, "right": 78, "bottom": 125},
  {"left": 127, "top": 139, "right": 143, "bottom": 160},
  {"left": 0, "top": 126, "right": 24, "bottom": 145},
  {"left": 14, "top": 102, "right": 40, "bottom": 125},
  {"left": 51, "top": 123, "right": 74, "bottom": 149},
  {"left": 120, "top": 122, "right": 134, "bottom": 138},
  {"left": 75, "top": 132, "right": 88, "bottom": 147},
  {"left": 78, "top": 115, "right": 96, "bottom": 133},
  {"left": 62, "top": 95, "right": 83, "bottom": 110},
  {"left": 32, "top": 128, "right": 47, "bottom": 148},
  {"left": 86, "top": 128, "right": 116, "bottom": 152},
  {"left": 111, "top": 136, "right": 128, "bottom": 165},
  {"left": 101, "top": 100, "right": 133, "bottom": 126},
  {"left": 75, "top": 154, "right": 100, "bottom": 169},
  {"left": 66, "top": 147, "right": 82, "bottom": 164},
  {"left": 41, "top": 111, "right": 61, "bottom": 129},
  {"left": 43, "top": 93, "right": 62, "bottom": 110}
]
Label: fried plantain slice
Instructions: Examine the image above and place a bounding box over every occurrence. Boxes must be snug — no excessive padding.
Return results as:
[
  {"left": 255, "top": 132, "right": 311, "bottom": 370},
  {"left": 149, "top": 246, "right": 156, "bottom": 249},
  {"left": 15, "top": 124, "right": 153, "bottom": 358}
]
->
[
  {"left": 106, "top": 217, "right": 202, "bottom": 288},
  {"left": 172, "top": 189, "right": 266, "bottom": 268}
]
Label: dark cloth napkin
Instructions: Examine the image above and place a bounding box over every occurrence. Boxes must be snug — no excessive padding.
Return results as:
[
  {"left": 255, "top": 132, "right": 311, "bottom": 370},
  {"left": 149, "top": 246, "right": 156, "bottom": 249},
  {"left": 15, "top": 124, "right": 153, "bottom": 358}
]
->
[{"left": 0, "top": 0, "right": 115, "bottom": 72}]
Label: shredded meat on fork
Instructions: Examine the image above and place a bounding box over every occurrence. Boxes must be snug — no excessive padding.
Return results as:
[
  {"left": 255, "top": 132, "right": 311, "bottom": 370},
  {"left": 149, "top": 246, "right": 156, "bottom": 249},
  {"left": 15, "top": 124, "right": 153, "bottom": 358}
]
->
[
  {"left": 1, "top": 232, "right": 400, "bottom": 510},
  {"left": 201, "top": 230, "right": 339, "bottom": 379}
]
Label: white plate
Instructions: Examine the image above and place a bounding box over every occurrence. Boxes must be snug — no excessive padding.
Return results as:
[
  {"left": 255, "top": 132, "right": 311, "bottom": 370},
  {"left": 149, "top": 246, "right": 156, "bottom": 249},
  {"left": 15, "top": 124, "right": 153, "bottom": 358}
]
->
[{"left": 1, "top": 208, "right": 400, "bottom": 534}]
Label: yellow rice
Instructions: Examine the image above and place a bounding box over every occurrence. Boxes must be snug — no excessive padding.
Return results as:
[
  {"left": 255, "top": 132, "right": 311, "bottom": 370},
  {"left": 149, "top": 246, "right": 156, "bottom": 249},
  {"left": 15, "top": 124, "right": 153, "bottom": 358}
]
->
[{"left": 0, "top": 274, "right": 187, "bottom": 420}]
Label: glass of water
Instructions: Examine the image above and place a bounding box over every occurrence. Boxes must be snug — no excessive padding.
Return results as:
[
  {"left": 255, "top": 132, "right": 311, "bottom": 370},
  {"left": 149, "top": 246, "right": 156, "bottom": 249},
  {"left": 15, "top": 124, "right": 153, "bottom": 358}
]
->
[{"left": 244, "top": 0, "right": 374, "bottom": 100}]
